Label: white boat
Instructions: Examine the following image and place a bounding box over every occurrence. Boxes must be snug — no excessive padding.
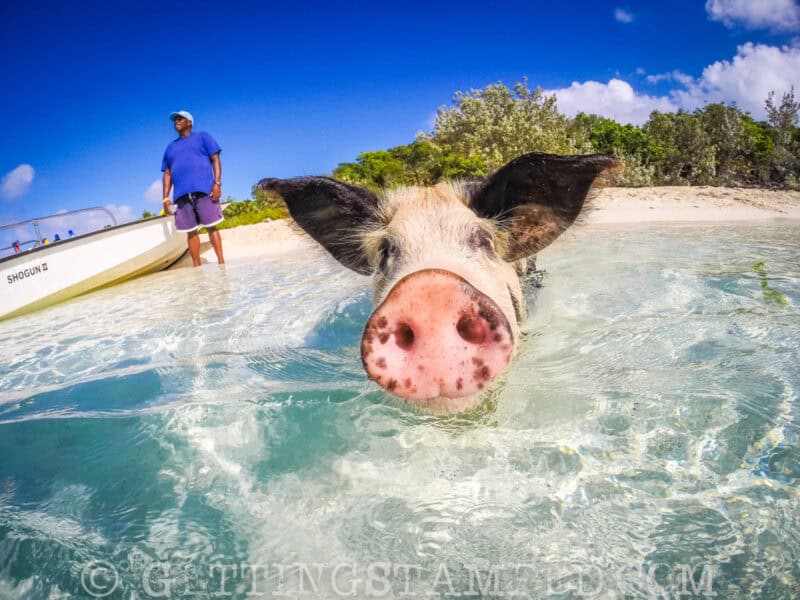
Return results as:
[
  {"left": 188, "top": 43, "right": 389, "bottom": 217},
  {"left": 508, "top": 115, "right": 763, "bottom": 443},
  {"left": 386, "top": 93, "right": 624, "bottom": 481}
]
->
[{"left": 0, "top": 208, "right": 186, "bottom": 320}]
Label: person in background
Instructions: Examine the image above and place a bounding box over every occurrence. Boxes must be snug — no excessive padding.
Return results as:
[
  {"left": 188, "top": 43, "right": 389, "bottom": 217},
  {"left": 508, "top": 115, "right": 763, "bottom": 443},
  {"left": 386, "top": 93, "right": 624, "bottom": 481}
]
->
[
  {"left": 68, "top": 230, "right": 75, "bottom": 237},
  {"left": 13, "top": 241, "right": 20, "bottom": 253},
  {"left": 43, "top": 237, "right": 50, "bottom": 245},
  {"left": 53, "top": 233, "right": 61, "bottom": 242},
  {"left": 161, "top": 110, "right": 225, "bottom": 266}
]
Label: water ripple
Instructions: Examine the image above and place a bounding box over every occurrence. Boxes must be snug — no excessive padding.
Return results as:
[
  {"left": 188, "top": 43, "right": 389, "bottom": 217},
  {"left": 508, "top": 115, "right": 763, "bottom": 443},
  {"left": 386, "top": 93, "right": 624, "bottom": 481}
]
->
[{"left": 0, "top": 223, "right": 799, "bottom": 598}]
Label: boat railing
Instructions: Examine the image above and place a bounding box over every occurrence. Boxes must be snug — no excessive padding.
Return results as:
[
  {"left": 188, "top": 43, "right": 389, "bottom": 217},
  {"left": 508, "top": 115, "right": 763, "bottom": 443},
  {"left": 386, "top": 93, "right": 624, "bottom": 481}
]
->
[{"left": 0, "top": 207, "right": 117, "bottom": 257}]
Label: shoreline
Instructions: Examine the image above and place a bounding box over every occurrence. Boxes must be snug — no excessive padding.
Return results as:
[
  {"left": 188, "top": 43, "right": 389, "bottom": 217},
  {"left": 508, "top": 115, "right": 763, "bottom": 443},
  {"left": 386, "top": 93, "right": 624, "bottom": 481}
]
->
[
  {"left": 172, "top": 186, "right": 800, "bottom": 267},
  {"left": 587, "top": 185, "right": 800, "bottom": 224}
]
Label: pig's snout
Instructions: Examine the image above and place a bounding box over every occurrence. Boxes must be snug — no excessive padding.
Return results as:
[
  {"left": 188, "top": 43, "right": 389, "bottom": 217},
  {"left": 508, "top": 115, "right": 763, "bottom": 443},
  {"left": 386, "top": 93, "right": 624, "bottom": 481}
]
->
[{"left": 361, "top": 269, "right": 513, "bottom": 403}]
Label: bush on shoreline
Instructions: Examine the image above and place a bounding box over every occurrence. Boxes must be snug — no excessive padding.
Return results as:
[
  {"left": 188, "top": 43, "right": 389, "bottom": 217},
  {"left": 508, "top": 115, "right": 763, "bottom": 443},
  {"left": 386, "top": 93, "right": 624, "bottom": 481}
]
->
[{"left": 199, "top": 193, "right": 290, "bottom": 231}]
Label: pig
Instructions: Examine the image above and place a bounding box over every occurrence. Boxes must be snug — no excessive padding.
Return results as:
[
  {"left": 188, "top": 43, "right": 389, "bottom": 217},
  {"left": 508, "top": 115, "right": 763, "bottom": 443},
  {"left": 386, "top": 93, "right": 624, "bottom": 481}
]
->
[{"left": 258, "top": 152, "right": 617, "bottom": 413}]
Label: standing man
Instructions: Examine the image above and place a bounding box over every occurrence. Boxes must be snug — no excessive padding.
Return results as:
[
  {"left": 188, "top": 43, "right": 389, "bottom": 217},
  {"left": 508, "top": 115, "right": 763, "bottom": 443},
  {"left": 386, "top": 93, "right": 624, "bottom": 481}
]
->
[{"left": 161, "top": 110, "right": 225, "bottom": 266}]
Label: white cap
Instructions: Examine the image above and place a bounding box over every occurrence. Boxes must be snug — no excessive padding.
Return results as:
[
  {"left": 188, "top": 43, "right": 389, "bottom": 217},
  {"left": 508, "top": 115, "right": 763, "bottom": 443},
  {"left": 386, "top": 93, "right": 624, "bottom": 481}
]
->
[{"left": 169, "top": 110, "right": 193, "bottom": 123}]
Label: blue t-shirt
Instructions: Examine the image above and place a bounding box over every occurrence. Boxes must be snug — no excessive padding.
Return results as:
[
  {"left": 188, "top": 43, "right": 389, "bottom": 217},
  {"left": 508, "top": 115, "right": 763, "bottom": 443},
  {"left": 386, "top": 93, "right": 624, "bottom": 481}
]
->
[{"left": 161, "top": 131, "right": 221, "bottom": 199}]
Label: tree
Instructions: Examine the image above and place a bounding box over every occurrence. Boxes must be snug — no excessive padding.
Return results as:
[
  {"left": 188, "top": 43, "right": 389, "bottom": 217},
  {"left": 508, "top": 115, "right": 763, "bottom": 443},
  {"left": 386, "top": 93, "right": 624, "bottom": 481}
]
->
[
  {"left": 142, "top": 210, "right": 155, "bottom": 218},
  {"left": 333, "top": 149, "right": 407, "bottom": 189},
  {"left": 645, "top": 111, "right": 715, "bottom": 185},
  {"left": 572, "top": 113, "right": 655, "bottom": 186},
  {"left": 766, "top": 88, "right": 799, "bottom": 143},
  {"left": 765, "top": 87, "right": 800, "bottom": 186},
  {"left": 390, "top": 140, "right": 486, "bottom": 184},
  {"left": 572, "top": 113, "right": 650, "bottom": 157},
  {"left": 250, "top": 187, "right": 290, "bottom": 217},
  {"left": 739, "top": 115, "right": 775, "bottom": 186},
  {"left": 332, "top": 140, "right": 487, "bottom": 190},
  {"left": 696, "top": 103, "right": 748, "bottom": 184},
  {"left": 431, "top": 79, "right": 587, "bottom": 170}
]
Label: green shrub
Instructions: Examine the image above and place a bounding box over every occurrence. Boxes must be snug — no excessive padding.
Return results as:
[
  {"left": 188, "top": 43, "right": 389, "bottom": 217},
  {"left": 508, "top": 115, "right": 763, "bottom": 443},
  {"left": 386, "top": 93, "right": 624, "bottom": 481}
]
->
[
  {"left": 333, "top": 139, "right": 488, "bottom": 190},
  {"left": 198, "top": 196, "right": 289, "bottom": 232}
]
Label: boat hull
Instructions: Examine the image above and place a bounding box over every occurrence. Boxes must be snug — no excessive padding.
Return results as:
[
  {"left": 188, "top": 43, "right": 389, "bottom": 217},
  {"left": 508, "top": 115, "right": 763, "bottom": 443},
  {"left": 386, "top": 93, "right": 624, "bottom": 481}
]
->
[{"left": 1, "top": 216, "right": 186, "bottom": 320}]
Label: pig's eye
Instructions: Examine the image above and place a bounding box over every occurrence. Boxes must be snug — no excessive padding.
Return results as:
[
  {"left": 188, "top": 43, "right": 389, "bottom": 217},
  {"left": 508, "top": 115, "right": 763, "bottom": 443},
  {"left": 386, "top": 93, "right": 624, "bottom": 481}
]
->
[
  {"left": 468, "top": 228, "right": 496, "bottom": 256},
  {"left": 379, "top": 238, "right": 400, "bottom": 272}
]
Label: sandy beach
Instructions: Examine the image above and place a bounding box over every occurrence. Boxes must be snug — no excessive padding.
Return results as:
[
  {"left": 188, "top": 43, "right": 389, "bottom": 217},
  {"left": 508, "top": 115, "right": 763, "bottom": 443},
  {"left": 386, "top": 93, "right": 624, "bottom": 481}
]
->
[
  {"left": 172, "top": 186, "right": 800, "bottom": 267},
  {"left": 587, "top": 185, "right": 800, "bottom": 224}
]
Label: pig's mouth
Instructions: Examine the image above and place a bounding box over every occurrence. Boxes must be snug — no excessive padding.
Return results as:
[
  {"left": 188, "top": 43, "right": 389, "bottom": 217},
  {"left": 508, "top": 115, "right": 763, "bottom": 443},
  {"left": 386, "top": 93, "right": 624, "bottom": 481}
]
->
[{"left": 360, "top": 269, "right": 514, "bottom": 409}]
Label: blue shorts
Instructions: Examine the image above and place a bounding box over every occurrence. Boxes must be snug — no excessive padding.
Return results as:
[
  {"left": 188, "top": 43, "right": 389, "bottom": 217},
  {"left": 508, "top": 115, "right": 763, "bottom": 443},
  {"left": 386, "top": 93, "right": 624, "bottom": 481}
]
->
[{"left": 174, "top": 193, "right": 224, "bottom": 232}]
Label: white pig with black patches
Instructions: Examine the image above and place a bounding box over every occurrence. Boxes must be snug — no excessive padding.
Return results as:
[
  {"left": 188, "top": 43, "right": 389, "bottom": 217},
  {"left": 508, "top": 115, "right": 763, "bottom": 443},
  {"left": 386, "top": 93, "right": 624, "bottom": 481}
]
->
[{"left": 259, "top": 152, "right": 618, "bottom": 413}]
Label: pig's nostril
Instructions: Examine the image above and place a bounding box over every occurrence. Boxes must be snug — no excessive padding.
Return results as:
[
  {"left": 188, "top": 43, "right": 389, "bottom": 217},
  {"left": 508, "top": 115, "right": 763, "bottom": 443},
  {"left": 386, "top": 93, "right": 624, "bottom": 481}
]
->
[
  {"left": 395, "top": 323, "right": 415, "bottom": 350},
  {"left": 456, "top": 314, "right": 487, "bottom": 345}
]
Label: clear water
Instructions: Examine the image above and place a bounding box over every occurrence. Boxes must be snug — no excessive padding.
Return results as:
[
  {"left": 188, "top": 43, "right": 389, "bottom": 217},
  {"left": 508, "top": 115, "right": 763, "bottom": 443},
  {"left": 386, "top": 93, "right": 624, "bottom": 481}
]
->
[{"left": 0, "top": 223, "right": 798, "bottom": 599}]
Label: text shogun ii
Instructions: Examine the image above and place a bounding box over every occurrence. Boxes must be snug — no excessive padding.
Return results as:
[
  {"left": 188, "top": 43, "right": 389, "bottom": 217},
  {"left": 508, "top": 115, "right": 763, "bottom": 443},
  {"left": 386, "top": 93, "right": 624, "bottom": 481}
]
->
[
  {"left": 260, "top": 152, "right": 617, "bottom": 413},
  {"left": 7, "top": 262, "right": 49, "bottom": 285}
]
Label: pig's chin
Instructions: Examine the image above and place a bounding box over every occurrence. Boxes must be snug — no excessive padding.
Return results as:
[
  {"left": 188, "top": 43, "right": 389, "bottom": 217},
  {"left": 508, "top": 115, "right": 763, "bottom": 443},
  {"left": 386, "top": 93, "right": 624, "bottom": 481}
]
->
[{"left": 397, "top": 392, "right": 484, "bottom": 415}]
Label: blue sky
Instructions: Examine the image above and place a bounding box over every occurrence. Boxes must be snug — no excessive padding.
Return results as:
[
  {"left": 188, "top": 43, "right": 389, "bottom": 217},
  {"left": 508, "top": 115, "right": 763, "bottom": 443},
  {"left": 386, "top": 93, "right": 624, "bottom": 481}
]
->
[{"left": 1, "top": 0, "right": 799, "bottom": 230}]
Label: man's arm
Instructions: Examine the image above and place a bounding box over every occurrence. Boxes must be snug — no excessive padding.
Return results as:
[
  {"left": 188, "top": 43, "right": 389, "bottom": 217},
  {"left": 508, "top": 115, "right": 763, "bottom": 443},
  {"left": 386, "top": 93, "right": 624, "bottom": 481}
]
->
[
  {"left": 210, "top": 153, "right": 222, "bottom": 201},
  {"left": 162, "top": 169, "right": 173, "bottom": 212}
]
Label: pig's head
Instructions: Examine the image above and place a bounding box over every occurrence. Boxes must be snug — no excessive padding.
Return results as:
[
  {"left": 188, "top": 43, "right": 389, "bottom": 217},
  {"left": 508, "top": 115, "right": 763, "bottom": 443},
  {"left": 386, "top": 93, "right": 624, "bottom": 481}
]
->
[{"left": 259, "top": 152, "right": 617, "bottom": 413}]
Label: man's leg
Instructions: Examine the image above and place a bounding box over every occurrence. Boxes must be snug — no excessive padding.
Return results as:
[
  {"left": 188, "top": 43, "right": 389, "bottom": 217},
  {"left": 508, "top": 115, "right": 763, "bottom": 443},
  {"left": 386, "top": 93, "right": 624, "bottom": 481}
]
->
[
  {"left": 187, "top": 230, "right": 202, "bottom": 266},
  {"left": 194, "top": 196, "right": 225, "bottom": 264},
  {"left": 207, "top": 227, "right": 225, "bottom": 264},
  {"left": 174, "top": 200, "right": 201, "bottom": 266}
]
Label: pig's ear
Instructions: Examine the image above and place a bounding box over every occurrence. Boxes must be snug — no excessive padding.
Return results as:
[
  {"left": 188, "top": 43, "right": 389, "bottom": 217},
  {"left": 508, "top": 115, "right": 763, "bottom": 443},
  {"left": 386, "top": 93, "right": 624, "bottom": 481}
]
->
[
  {"left": 257, "top": 176, "right": 380, "bottom": 275},
  {"left": 470, "top": 153, "right": 619, "bottom": 262}
]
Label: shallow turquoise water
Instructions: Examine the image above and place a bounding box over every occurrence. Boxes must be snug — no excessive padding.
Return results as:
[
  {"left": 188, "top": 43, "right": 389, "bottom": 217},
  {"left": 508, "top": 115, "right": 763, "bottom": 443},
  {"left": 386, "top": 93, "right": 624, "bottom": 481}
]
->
[{"left": 0, "top": 223, "right": 798, "bottom": 599}]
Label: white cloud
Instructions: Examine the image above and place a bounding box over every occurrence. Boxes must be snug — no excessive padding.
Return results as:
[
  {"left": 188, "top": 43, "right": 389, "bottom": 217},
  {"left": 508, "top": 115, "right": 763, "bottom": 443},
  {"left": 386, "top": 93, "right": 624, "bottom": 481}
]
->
[
  {"left": 17, "top": 208, "right": 119, "bottom": 241},
  {"left": 645, "top": 73, "right": 671, "bottom": 84},
  {"left": 671, "top": 43, "right": 800, "bottom": 118},
  {"left": 547, "top": 43, "right": 800, "bottom": 124},
  {"left": 547, "top": 78, "right": 677, "bottom": 125},
  {"left": 144, "top": 179, "right": 168, "bottom": 204},
  {"left": 0, "top": 164, "right": 35, "bottom": 199},
  {"left": 706, "top": 0, "right": 800, "bottom": 32},
  {"left": 614, "top": 8, "right": 635, "bottom": 23},
  {"left": 645, "top": 70, "right": 693, "bottom": 85},
  {"left": 673, "top": 72, "right": 695, "bottom": 86},
  {"left": 104, "top": 204, "right": 136, "bottom": 225}
]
